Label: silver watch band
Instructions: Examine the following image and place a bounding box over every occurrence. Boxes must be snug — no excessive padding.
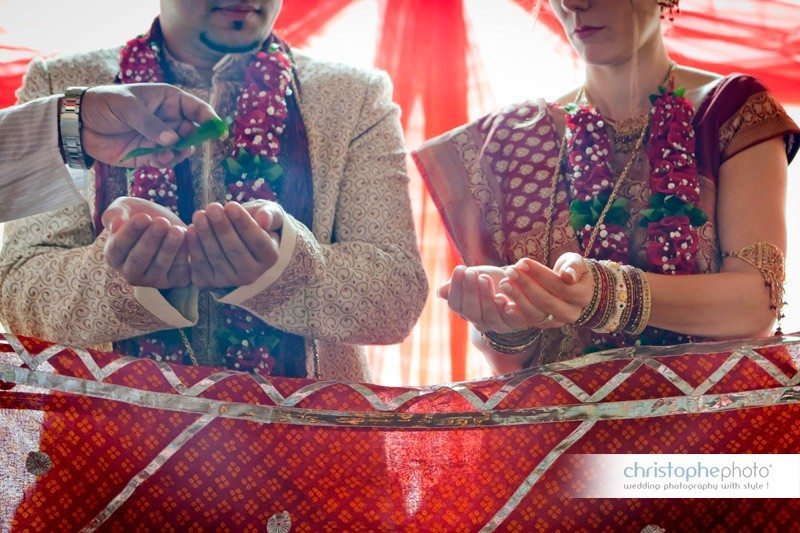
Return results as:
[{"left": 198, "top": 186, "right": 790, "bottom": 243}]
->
[{"left": 59, "top": 86, "right": 89, "bottom": 169}]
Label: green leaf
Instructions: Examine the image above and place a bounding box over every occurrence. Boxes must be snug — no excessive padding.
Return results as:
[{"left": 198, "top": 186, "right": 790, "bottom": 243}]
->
[
  {"left": 605, "top": 198, "right": 630, "bottom": 225},
  {"left": 122, "top": 117, "right": 229, "bottom": 161},
  {"left": 688, "top": 206, "right": 708, "bottom": 226},
  {"left": 649, "top": 94, "right": 659, "bottom": 106},
  {"left": 674, "top": 87, "right": 686, "bottom": 97},
  {"left": 221, "top": 157, "right": 245, "bottom": 177},
  {"left": 569, "top": 212, "right": 590, "bottom": 231},
  {"left": 640, "top": 208, "right": 656, "bottom": 221},
  {"left": 123, "top": 147, "right": 160, "bottom": 160},
  {"left": 563, "top": 103, "right": 578, "bottom": 115},
  {"left": 264, "top": 163, "right": 283, "bottom": 182},
  {"left": 570, "top": 199, "right": 591, "bottom": 215},
  {"left": 650, "top": 193, "right": 667, "bottom": 208},
  {"left": 664, "top": 194, "right": 686, "bottom": 211},
  {"left": 174, "top": 117, "right": 229, "bottom": 150},
  {"left": 265, "top": 335, "right": 280, "bottom": 350}
]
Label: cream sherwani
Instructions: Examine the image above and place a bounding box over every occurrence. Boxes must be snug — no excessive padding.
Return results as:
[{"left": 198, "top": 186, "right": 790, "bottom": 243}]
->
[
  {"left": 0, "top": 96, "right": 90, "bottom": 221},
  {"left": 0, "top": 47, "right": 427, "bottom": 382}
]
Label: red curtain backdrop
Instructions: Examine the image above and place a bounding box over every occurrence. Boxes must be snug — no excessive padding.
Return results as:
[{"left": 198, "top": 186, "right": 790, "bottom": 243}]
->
[{"left": 1, "top": 0, "right": 798, "bottom": 382}]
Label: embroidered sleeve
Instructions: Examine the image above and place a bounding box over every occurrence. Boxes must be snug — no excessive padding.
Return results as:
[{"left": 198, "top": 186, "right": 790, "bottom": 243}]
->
[
  {"left": 220, "top": 71, "right": 428, "bottom": 345},
  {"left": 0, "top": 59, "right": 193, "bottom": 349},
  {"left": 719, "top": 90, "right": 800, "bottom": 164}
]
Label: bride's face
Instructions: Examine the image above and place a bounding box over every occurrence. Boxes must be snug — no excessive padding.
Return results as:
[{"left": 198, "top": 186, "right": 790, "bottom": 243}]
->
[{"left": 548, "top": 0, "right": 663, "bottom": 66}]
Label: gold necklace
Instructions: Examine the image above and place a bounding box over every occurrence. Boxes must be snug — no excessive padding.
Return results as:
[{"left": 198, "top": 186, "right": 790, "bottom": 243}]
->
[
  {"left": 179, "top": 328, "right": 200, "bottom": 366},
  {"left": 541, "top": 106, "right": 650, "bottom": 267}
]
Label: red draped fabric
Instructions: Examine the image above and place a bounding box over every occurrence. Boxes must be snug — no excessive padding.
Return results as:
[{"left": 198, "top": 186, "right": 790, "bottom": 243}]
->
[
  {"left": 2, "top": 333, "right": 798, "bottom": 529},
  {"left": 0, "top": 45, "right": 44, "bottom": 108},
  {"left": 519, "top": 0, "right": 800, "bottom": 105},
  {"left": 273, "top": 0, "right": 357, "bottom": 47},
  {"left": 374, "top": 0, "right": 472, "bottom": 380}
]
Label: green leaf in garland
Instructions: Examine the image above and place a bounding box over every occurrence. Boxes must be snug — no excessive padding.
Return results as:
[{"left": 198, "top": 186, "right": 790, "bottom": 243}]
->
[
  {"left": 570, "top": 198, "right": 591, "bottom": 214},
  {"left": 221, "top": 156, "right": 245, "bottom": 178},
  {"left": 605, "top": 198, "right": 629, "bottom": 226},
  {"left": 664, "top": 194, "right": 686, "bottom": 212},
  {"left": 264, "top": 163, "right": 283, "bottom": 182},
  {"left": 688, "top": 206, "right": 708, "bottom": 227},
  {"left": 123, "top": 146, "right": 159, "bottom": 160},
  {"left": 639, "top": 208, "right": 656, "bottom": 226},
  {"left": 265, "top": 334, "right": 280, "bottom": 351},
  {"left": 214, "top": 327, "right": 234, "bottom": 346},
  {"left": 563, "top": 102, "right": 578, "bottom": 115},
  {"left": 674, "top": 87, "right": 686, "bottom": 97},
  {"left": 649, "top": 94, "right": 660, "bottom": 106},
  {"left": 570, "top": 212, "right": 591, "bottom": 231}
]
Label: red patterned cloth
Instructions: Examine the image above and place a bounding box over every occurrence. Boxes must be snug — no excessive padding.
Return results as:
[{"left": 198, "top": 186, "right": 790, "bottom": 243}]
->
[{"left": 1, "top": 333, "right": 798, "bottom": 531}]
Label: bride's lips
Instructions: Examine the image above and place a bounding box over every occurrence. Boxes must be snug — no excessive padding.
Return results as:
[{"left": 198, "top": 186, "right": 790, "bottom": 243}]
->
[
  {"left": 212, "top": 4, "right": 261, "bottom": 21},
  {"left": 573, "top": 25, "right": 604, "bottom": 40}
]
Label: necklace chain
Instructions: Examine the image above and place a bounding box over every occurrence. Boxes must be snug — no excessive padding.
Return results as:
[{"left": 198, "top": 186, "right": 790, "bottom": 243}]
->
[
  {"left": 542, "top": 63, "right": 677, "bottom": 266},
  {"left": 179, "top": 329, "right": 200, "bottom": 367}
]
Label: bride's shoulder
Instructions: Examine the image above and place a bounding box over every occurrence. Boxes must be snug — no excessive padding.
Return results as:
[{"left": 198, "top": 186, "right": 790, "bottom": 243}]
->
[{"left": 674, "top": 66, "right": 724, "bottom": 107}]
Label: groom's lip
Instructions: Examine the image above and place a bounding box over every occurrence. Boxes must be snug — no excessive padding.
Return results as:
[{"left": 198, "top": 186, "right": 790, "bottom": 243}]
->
[{"left": 212, "top": 4, "right": 262, "bottom": 20}]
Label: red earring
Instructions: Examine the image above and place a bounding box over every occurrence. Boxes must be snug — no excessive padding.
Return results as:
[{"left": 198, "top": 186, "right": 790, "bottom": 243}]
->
[{"left": 658, "top": 0, "right": 680, "bottom": 21}]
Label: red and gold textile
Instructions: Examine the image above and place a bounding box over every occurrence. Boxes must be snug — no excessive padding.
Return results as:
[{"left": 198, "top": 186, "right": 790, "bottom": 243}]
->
[{"left": 1, "top": 333, "right": 799, "bottom": 531}]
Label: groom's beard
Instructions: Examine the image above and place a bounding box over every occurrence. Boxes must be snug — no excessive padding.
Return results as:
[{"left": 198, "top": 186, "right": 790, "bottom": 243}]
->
[{"left": 200, "top": 31, "right": 262, "bottom": 54}]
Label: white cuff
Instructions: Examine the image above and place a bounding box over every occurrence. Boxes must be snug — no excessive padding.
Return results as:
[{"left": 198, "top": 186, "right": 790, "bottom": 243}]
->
[
  {"left": 132, "top": 286, "right": 197, "bottom": 327},
  {"left": 218, "top": 215, "right": 299, "bottom": 306}
]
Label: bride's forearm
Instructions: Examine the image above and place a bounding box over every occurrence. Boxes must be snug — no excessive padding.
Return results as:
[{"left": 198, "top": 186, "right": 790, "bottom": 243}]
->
[
  {"left": 470, "top": 325, "right": 536, "bottom": 375},
  {"left": 647, "top": 271, "right": 775, "bottom": 339}
]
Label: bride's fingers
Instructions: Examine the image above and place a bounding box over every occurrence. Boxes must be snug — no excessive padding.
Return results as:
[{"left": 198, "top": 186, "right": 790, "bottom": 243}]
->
[
  {"left": 477, "top": 274, "right": 520, "bottom": 332},
  {"left": 557, "top": 254, "right": 589, "bottom": 285},
  {"left": 446, "top": 266, "right": 467, "bottom": 313},
  {"left": 438, "top": 280, "right": 452, "bottom": 299},
  {"left": 501, "top": 268, "right": 580, "bottom": 323}
]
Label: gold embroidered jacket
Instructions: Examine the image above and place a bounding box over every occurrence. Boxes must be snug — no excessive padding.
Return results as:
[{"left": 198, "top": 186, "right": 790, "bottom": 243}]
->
[{"left": 0, "top": 48, "right": 428, "bottom": 382}]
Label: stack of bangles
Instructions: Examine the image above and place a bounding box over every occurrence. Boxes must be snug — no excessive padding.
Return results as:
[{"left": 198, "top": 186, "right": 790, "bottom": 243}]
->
[
  {"left": 482, "top": 260, "right": 652, "bottom": 354},
  {"left": 575, "top": 260, "right": 652, "bottom": 335}
]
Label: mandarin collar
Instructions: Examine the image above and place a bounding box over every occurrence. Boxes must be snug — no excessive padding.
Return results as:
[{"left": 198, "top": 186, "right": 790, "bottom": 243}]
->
[{"left": 163, "top": 45, "right": 254, "bottom": 88}]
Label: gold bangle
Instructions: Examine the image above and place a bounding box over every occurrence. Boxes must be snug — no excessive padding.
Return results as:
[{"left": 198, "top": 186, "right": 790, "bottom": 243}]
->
[
  {"left": 482, "top": 328, "right": 542, "bottom": 355},
  {"left": 723, "top": 241, "right": 786, "bottom": 332},
  {"left": 634, "top": 272, "right": 652, "bottom": 335},
  {"left": 594, "top": 261, "right": 627, "bottom": 334}
]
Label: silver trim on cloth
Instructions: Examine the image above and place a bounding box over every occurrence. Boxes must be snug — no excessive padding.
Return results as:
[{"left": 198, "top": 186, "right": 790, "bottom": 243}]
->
[
  {"left": 2, "top": 334, "right": 796, "bottom": 413},
  {"left": 480, "top": 421, "right": 596, "bottom": 532},
  {"left": 1, "top": 333, "right": 798, "bottom": 428},
  {"left": 79, "top": 414, "right": 215, "bottom": 532},
  {"left": 1, "top": 364, "right": 797, "bottom": 428}
]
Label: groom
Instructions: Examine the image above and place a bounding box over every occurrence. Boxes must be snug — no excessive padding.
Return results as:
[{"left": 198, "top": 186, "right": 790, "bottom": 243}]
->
[{"left": 0, "top": 0, "right": 427, "bottom": 382}]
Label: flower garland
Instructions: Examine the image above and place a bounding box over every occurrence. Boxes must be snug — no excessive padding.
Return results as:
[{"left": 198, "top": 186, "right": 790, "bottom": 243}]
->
[
  {"left": 118, "top": 31, "right": 294, "bottom": 373},
  {"left": 565, "top": 85, "right": 707, "bottom": 275}
]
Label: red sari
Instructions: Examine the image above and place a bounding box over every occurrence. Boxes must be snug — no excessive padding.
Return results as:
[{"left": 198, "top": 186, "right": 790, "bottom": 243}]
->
[{"left": 414, "top": 75, "right": 800, "bottom": 364}]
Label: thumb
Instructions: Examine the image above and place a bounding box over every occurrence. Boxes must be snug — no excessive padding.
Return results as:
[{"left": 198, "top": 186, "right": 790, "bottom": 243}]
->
[
  {"left": 437, "top": 281, "right": 451, "bottom": 299},
  {"left": 559, "top": 256, "right": 589, "bottom": 285},
  {"left": 122, "top": 97, "right": 180, "bottom": 147},
  {"left": 101, "top": 204, "right": 129, "bottom": 234}
]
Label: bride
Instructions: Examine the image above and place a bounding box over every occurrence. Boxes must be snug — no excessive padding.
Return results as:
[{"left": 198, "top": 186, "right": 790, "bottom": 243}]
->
[{"left": 414, "top": 0, "right": 800, "bottom": 374}]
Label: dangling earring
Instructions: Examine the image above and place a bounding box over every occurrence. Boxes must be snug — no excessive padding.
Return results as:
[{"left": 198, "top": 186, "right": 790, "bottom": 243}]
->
[{"left": 657, "top": 0, "right": 680, "bottom": 21}]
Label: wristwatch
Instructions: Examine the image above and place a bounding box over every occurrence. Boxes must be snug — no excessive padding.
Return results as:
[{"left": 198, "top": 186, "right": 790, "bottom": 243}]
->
[{"left": 59, "top": 86, "right": 90, "bottom": 169}]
